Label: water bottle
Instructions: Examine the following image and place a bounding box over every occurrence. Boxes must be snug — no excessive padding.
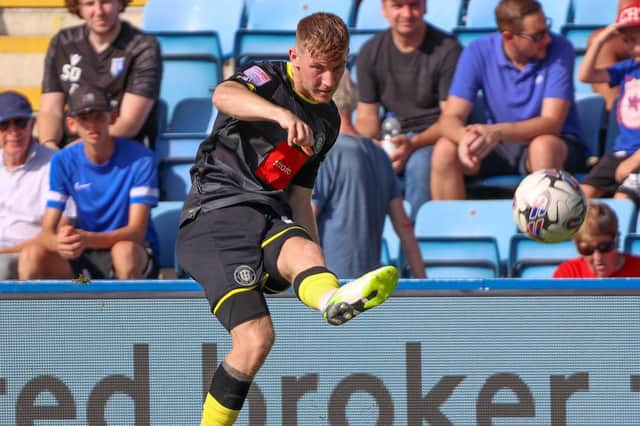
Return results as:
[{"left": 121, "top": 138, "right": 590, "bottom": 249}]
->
[{"left": 380, "top": 112, "right": 402, "bottom": 156}]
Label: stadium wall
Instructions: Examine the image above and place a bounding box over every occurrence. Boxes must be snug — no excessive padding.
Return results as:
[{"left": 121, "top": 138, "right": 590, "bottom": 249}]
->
[{"left": 2, "top": 279, "right": 640, "bottom": 425}]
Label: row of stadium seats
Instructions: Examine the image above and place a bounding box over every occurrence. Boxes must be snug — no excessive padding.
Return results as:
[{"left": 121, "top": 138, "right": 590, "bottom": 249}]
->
[
  {"left": 151, "top": 198, "right": 639, "bottom": 280},
  {"left": 142, "top": 0, "right": 616, "bottom": 119},
  {"left": 154, "top": 93, "right": 621, "bottom": 203},
  {"left": 383, "top": 198, "right": 639, "bottom": 279}
]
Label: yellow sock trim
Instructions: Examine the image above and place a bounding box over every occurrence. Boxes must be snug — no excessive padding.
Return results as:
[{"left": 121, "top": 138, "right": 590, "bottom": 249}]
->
[
  {"left": 298, "top": 272, "right": 339, "bottom": 310},
  {"left": 201, "top": 393, "right": 239, "bottom": 426}
]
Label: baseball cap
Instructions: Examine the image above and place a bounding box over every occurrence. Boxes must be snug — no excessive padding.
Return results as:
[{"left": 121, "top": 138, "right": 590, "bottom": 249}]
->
[
  {"left": 67, "top": 86, "right": 112, "bottom": 116},
  {"left": 0, "top": 91, "right": 32, "bottom": 122},
  {"left": 617, "top": 2, "right": 640, "bottom": 29}
]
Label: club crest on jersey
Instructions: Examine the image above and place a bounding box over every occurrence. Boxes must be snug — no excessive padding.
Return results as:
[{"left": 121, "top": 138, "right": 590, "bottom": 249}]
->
[
  {"left": 110, "top": 57, "right": 125, "bottom": 77},
  {"left": 243, "top": 65, "right": 271, "bottom": 87},
  {"left": 313, "top": 132, "right": 326, "bottom": 154},
  {"left": 234, "top": 265, "right": 257, "bottom": 286}
]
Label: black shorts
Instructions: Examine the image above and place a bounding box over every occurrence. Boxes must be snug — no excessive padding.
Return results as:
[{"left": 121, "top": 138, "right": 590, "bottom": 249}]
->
[
  {"left": 581, "top": 151, "right": 639, "bottom": 199},
  {"left": 69, "top": 243, "right": 159, "bottom": 279},
  {"left": 475, "top": 136, "right": 587, "bottom": 178},
  {"left": 176, "top": 203, "right": 312, "bottom": 331}
]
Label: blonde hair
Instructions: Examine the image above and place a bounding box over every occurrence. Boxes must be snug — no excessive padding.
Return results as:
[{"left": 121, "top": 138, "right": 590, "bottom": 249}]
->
[
  {"left": 573, "top": 201, "right": 618, "bottom": 243},
  {"left": 332, "top": 69, "right": 358, "bottom": 114},
  {"left": 495, "top": 0, "right": 542, "bottom": 33},
  {"left": 296, "top": 12, "right": 349, "bottom": 63}
]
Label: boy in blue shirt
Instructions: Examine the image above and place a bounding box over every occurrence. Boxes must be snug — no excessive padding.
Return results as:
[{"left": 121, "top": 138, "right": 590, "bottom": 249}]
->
[
  {"left": 579, "top": 1, "right": 640, "bottom": 203},
  {"left": 19, "top": 86, "right": 159, "bottom": 279}
]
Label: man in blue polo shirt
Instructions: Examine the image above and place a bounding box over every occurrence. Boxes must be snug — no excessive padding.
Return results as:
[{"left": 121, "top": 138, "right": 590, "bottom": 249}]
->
[
  {"left": 431, "top": 0, "right": 587, "bottom": 200},
  {"left": 19, "top": 86, "right": 159, "bottom": 280}
]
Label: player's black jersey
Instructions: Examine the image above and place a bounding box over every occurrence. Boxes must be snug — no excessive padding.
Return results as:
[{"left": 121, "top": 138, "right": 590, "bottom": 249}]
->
[
  {"left": 185, "top": 61, "right": 340, "bottom": 218},
  {"left": 42, "top": 21, "right": 162, "bottom": 145}
]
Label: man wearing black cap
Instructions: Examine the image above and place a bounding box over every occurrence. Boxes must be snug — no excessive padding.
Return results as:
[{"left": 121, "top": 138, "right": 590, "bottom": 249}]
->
[
  {"left": 19, "top": 87, "right": 160, "bottom": 280},
  {"left": 0, "top": 91, "right": 75, "bottom": 279}
]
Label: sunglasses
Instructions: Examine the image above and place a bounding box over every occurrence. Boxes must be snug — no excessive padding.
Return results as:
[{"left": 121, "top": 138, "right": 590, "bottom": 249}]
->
[
  {"left": 514, "top": 17, "right": 552, "bottom": 43},
  {"left": 0, "top": 117, "right": 29, "bottom": 131},
  {"left": 577, "top": 240, "right": 616, "bottom": 256}
]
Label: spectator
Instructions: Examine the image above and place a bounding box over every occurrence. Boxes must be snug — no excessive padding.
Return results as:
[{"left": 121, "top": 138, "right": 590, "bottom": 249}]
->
[
  {"left": 176, "top": 13, "right": 398, "bottom": 424},
  {"left": 554, "top": 201, "right": 640, "bottom": 277},
  {"left": 0, "top": 92, "right": 73, "bottom": 279},
  {"left": 19, "top": 87, "right": 159, "bottom": 280},
  {"left": 355, "top": 0, "right": 462, "bottom": 216},
  {"left": 38, "top": 0, "right": 162, "bottom": 149},
  {"left": 578, "top": 1, "right": 640, "bottom": 203},
  {"left": 585, "top": 0, "right": 636, "bottom": 111},
  {"left": 312, "top": 71, "right": 426, "bottom": 279},
  {"left": 431, "top": 0, "right": 587, "bottom": 200}
]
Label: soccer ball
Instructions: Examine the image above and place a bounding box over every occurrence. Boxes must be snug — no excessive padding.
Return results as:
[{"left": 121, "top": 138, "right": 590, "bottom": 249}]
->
[{"left": 512, "top": 169, "right": 587, "bottom": 243}]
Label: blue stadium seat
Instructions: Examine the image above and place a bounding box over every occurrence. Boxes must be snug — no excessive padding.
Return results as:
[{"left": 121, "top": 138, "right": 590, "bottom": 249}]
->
[
  {"left": 453, "top": 0, "right": 500, "bottom": 46},
  {"left": 598, "top": 198, "right": 637, "bottom": 241},
  {"left": 235, "top": 0, "right": 355, "bottom": 67},
  {"left": 509, "top": 234, "right": 577, "bottom": 278},
  {"left": 160, "top": 58, "right": 220, "bottom": 120},
  {"left": 155, "top": 98, "right": 214, "bottom": 162},
  {"left": 561, "top": 0, "right": 618, "bottom": 52},
  {"left": 354, "top": 0, "right": 387, "bottom": 30},
  {"left": 349, "top": 0, "right": 386, "bottom": 60},
  {"left": 539, "top": 0, "right": 571, "bottom": 34},
  {"left": 151, "top": 201, "right": 183, "bottom": 275},
  {"left": 575, "top": 94, "right": 606, "bottom": 160},
  {"left": 414, "top": 200, "right": 515, "bottom": 278},
  {"left": 166, "top": 97, "right": 213, "bottom": 133},
  {"left": 142, "top": 0, "right": 245, "bottom": 60},
  {"left": 159, "top": 161, "right": 193, "bottom": 201},
  {"left": 426, "top": 0, "right": 463, "bottom": 32}
]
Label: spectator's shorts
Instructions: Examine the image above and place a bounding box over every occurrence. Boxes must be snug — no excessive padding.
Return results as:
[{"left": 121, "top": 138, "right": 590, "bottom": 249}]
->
[
  {"left": 582, "top": 150, "right": 640, "bottom": 202},
  {"left": 476, "top": 135, "right": 588, "bottom": 178},
  {"left": 176, "top": 203, "right": 311, "bottom": 331},
  {"left": 69, "top": 243, "right": 158, "bottom": 279}
]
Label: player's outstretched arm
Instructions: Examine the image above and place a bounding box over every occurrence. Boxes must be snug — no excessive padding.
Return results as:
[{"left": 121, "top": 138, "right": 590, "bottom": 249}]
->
[{"left": 213, "top": 81, "right": 314, "bottom": 155}]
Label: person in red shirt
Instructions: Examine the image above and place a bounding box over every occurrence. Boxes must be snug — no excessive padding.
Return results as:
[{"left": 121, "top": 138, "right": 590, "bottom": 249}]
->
[{"left": 554, "top": 201, "right": 640, "bottom": 277}]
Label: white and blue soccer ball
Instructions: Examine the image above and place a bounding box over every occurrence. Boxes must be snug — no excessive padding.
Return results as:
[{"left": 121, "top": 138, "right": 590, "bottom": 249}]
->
[{"left": 512, "top": 169, "right": 587, "bottom": 243}]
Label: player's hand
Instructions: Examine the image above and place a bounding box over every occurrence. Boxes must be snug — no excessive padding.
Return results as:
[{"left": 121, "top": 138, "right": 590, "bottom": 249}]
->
[
  {"left": 56, "top": 225, "right": 83, "bottom": 259},
  {"left": 615, "top": 157, "right": 637, "bottom": 183},
  {"left": 277, "top": 110, "right": 314, "bottom": 156}
]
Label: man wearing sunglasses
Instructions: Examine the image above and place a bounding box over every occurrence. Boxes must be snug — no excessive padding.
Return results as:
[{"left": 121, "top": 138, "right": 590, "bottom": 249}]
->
[
  {"left": 0, "top": 91, "right": 74, "bottom": 279},
  {"left": 554, "top": 202, "right": 640, "bottom": 277},
  {"left": 431, "top": 0, "right": 587, "bottom": 200}
]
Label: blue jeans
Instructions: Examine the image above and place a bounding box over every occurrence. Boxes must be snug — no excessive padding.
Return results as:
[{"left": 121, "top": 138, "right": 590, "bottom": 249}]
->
[{"left": 403, "top": 145, "right": 433, "bottom": 220}]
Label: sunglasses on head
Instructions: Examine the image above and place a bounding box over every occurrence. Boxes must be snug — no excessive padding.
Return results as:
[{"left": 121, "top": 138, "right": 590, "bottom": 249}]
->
[
  {"left": 577, "top": 240, "right": 616, "bottom": 256},
  {"left": 0, "top": 117, "right": 29, "bottom": 131}
]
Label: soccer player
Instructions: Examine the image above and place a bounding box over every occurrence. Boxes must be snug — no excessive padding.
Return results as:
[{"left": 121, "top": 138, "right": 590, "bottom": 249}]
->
[{"left": 176, "top": 13, "right": 399, "bottom": 425}]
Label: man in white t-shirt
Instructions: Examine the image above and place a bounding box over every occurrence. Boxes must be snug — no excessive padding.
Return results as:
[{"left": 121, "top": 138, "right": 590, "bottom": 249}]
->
[{"left": 0, "top": 92, "right": 75, "bottom": 279}]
